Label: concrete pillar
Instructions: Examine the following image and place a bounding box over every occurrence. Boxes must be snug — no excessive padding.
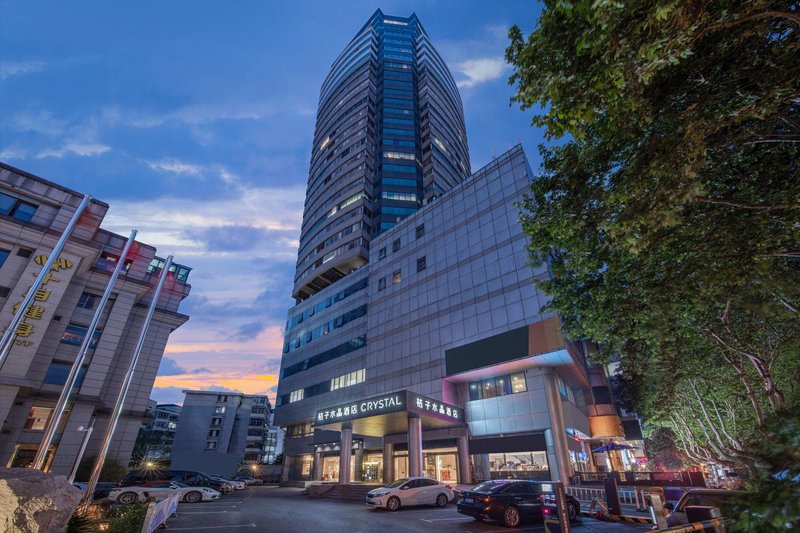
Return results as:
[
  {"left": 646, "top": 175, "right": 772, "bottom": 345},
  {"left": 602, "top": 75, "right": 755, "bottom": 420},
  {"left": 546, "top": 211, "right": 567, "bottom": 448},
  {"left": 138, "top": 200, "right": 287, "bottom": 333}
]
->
[
  {"left": 456, "top": 435, "right": 471, "bottom": 484},
  {"left": 480, "top": 454, "right": 491, "bottom": 481},
  {"left": 543, "top": 370, "right": 572, "bottom": 485},
  {"left": 339, "top": 424, "right": 352, "bottom": 485},
  {"left": 354, "top": 445, "right": 364, "bottom": 482},
  {"left": 313, "top": 450, "right": 323, "bottom": 481},
  {"left": 383, "top": 442, "right": 394, "bottom": 483},
  {"left": 407, "top": 415, "right": 422, "bottom": 477}
]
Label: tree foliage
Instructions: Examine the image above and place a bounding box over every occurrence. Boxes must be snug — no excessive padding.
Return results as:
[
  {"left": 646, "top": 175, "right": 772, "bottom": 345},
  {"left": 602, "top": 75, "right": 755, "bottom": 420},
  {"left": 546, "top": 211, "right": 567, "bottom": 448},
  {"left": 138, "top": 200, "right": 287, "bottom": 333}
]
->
[{"left": 507, "top": 0, "right": 799, "bottom": 526}]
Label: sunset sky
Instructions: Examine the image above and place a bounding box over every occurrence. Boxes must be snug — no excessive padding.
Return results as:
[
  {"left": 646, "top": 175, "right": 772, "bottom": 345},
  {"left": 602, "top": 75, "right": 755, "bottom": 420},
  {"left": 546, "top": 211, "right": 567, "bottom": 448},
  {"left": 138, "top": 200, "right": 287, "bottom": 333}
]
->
[{"left": 0, "top": 1, "right": 546, "bottom": 405}]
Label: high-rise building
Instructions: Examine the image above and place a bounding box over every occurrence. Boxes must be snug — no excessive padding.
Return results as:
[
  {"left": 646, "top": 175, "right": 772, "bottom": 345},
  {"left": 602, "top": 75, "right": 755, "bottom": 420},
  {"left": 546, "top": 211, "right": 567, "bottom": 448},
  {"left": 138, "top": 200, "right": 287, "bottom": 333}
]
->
[
  {"left": 294, "top": 9, "right": 470, "bottom": 301},
  {"left": 274, "top": 11, "right": 630, "bottom": 487},
  {"left": 171, "top": 391, "right": 272, "bottom": 469},
  {"left": 0, "top": 162, "right": 192, "bottom": 473}
]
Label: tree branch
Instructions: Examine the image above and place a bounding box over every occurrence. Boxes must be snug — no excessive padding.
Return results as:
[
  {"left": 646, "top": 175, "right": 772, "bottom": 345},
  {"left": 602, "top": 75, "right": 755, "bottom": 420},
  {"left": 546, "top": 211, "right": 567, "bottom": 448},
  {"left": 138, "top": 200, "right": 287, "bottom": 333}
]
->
[
  {"left": 693, "top": 196, "right": 800, "bottom": 210},
  {"left": 698, "top": 11, "right": 800, "bottom": 40}
]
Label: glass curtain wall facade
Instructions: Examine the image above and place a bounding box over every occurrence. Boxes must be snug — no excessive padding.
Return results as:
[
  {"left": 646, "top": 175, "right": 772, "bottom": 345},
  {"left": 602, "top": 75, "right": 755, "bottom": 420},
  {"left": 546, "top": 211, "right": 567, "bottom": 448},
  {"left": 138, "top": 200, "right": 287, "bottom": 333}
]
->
[{"left": 293, "top": 9, "right": 469, "bottom": 301}]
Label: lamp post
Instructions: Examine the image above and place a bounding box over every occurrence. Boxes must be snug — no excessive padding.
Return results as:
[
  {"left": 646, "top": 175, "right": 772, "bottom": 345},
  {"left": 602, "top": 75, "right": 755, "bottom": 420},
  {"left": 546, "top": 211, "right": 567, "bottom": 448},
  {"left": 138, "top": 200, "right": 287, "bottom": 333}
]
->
[{"left": 68, "top": 420, "right": 95, "bottom": 484}]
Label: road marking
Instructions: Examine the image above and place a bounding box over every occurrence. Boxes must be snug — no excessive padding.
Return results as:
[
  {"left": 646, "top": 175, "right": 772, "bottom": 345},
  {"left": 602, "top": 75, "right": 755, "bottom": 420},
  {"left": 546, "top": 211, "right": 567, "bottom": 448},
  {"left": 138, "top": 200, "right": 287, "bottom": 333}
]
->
[
  {"left": 175, "top": 510, "right": 229, "bottom": 515},
  {"left": 168, "top": 522, "right": 256, "bottom": 531},
  {"left": 420, "top": 517, "right": 473, "bottom": 522}
]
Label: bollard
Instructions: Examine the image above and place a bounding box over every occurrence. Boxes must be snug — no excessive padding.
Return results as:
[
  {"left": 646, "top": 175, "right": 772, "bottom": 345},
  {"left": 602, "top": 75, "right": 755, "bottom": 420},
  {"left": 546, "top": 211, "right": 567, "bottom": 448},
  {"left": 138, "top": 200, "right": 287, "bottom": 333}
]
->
[
  {"left": 649, "top": 493, "right": 668, "bottom": 530},
  {"left": 604, "top": 474, "right": 622, "bottom": 516}
]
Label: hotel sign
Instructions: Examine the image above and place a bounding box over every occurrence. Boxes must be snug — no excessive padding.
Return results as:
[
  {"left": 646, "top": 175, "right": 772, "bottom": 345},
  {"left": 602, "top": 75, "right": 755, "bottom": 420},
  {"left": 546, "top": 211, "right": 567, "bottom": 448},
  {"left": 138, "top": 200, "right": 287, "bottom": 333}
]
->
[{"left": 315, "top": 390, "right": 464, "bottom": 425}]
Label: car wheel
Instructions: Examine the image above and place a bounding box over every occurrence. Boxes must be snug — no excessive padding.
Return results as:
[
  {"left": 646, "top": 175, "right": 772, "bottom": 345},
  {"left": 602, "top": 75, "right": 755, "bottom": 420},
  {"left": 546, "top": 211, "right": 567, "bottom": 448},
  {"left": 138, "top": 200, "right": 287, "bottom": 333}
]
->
[
  {"left": 435, "top": 493, "right": 448, "bottom": 508},
  {"left": 184, "top": 491, "right": 202, "bottom": 503},
  {"left": 117, "top": 491, "right": 138, "bottom": 504},
  {"left": 503, "top": 506, "right": 521, "bottom": 528},
  {"left": 386, "top": 496, "right": 401, "bottom": 511},
  {"left": 567, "top": 501, "right": 578, "bottom": 522}
]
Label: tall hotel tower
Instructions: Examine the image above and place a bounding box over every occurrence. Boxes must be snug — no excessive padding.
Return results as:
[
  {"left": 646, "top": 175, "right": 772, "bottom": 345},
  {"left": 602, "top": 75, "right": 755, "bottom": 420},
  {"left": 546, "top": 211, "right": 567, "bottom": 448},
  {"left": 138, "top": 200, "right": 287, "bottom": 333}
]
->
[{"left": 275, "top": 10, "right": 634, "bottom": 488}]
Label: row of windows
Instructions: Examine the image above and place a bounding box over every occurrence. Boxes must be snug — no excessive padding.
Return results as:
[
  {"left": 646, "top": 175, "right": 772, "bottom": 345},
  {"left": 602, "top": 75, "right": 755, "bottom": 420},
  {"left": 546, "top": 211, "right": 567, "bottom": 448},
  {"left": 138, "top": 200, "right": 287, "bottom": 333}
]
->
[
  {"left": 286, "top": 278, "right": 368, "bottom": 331},
  {"left": 383, "top": 163, "right": 417, "bottom": 174},
  {"left": 469, "top": 372, "right": 528, "bottom": 401},
  {"left": 281, "top": 335, "right": 367, "bottom": 378},
  {"left": 289, "top": 389, "right": 304, "bottom": 403},
  {"left": 376, "top": 256, "right": 426, "bottom": 292},
  {"left": 381, "top": 191, "right": 418, "bottom": 202},
  {"left": 0, "top": 246, "right": 37, "bottom": 270},
  {"left": 384, "top": 117, "right": 414, "bottom": 126},
  {"left": 382, "top": 177, "right": 417, "bottom": 188},
  {"left": 330, "top": 368, "right": 366, "bottom": 391},
  {"left": 384, "top": 151, "right": 415, "bottom": 160},
  {"left": 283, "top": 304, "right": 368, "bottom": 353}
]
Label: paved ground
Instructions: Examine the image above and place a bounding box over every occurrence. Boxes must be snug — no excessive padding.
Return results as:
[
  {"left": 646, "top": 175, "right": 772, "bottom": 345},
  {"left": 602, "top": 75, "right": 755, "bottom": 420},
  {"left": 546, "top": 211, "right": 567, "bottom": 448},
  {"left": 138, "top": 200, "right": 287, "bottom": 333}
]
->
[{"left": 162, "top": 486, "right": 653, "bottom": 532}]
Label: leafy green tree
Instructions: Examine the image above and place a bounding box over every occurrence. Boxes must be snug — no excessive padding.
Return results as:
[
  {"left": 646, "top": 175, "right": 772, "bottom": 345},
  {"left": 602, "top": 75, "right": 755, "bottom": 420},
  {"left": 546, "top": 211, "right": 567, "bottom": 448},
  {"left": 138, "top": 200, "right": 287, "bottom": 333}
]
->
[{"left": 506, "top": 1, "right": 799, "bottom": 527}]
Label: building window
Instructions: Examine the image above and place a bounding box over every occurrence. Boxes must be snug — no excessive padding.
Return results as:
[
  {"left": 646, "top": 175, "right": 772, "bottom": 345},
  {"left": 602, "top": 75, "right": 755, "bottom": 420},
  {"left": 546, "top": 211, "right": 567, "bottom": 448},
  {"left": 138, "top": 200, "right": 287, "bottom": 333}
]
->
[
  {"left": 17, "top": 248, "right": 32, "bottom": 258},
  {"left": 415, "top": 224, "right": 425, "bottom": 239},
  {"left": 286, "top": 422, "right": 313, "bottom": 438},
  {"left": 24, "top": 406, "right": 53, "bottom": 430},
  {"left": 0, "top": 248, "right": 10, "bottom": 268},
  {"left": 330, "top": 369, "right": 366, "bottom": 391},
  {"left": 0, "top": 286, "right": 10, "bottom": 298},
  {"left": 208, "top": 429, "right": 219, "bottom": 437},
  {"left": 378, "top": 247, "right": 386, "bottom": 260},
  {"left": 469, "top": 372, "right": 527, "bottom": 401},
  {"left": 206, "top": 441, "right": 217, "bottom": 450},
  {"left": 488, "top": 452, "right": 549, "bottom": 480},
  {"left": 416, "top": 256, "right": 426, "bottom": 272},
  {"left": 556, "top": 375, "right": 575, "bottom": 402},
  {"left": 211, "top": 417, "right": 222, "bottom": 426},
  {"left": 214, "top": 406, "right": 226, "bottom": 414},
  {"left": 392, "top": 270, "right": 402, "bottom": 285},
  {"left": 43, "top": 362, "right": 87, "bottom": 387},
  {"left": 289, "top": 389, "right": 304, "bottom": 403},
  {"left": 0, "top": 192, "right": 38, "bottom": 222},
  {"left": 378, "top": 277, "right": 386, "bottom": 291},
  {"left": 76, "top": 293, "right": 98, "bottom": 310},
  {"left": 217, "top": 395, "right": 227, "bottom": 403},
  {"left": 392, "top": 239, "right": 401, "bottom": 252},
  {"left": 60, "top": 324, "right": 102, "bottom": 350}
]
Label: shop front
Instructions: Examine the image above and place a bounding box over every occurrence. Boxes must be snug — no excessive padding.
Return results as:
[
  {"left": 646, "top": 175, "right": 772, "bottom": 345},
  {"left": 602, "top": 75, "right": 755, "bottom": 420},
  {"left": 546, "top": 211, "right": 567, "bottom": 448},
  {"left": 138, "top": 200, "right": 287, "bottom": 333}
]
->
[{"left": 312, "top": 390, "right": 468, "bottom": 485}]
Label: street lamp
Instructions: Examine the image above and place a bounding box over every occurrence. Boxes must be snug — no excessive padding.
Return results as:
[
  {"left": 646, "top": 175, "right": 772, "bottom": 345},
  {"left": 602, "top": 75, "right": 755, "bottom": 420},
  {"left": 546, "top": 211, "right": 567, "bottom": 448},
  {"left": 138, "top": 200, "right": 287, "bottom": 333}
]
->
[{"left": 68, "top": 421, "right": 95, "bottom": 484}]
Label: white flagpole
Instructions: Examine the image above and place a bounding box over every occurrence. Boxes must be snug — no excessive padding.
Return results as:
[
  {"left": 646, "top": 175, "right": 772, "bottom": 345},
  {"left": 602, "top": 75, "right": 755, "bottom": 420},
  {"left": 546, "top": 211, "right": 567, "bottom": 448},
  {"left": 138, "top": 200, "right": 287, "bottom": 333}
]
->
[
  {"left": 0, "top": 194, "right": 91, "bottom": 369},
  {"left": 32, "top": 229, "right": 139, "bottom": 470},
  {"left": 83, "top": 256, "right": 173, "bottom": 501}
]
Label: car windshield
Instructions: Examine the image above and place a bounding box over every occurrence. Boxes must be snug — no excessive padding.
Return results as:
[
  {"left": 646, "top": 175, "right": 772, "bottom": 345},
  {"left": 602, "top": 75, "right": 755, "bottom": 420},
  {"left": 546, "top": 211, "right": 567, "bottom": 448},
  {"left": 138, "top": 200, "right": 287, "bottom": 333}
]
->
[
  {"left": 172, "top": 482, "right": 188, "bottom": 487},
  {"left": 472, "top": 481, "right": 506, "bottom": 493},
  {"left": 679, "top": 494, "right": 735, "bottom": 513},
  {"left": 385, "top": 478, "right": 409, "bottom": 488}
]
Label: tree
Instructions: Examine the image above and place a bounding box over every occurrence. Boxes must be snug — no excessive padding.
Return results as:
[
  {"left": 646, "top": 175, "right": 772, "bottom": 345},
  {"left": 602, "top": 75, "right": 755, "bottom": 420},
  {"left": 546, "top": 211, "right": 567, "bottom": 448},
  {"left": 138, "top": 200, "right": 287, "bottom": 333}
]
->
[
  {"left": 506, "top": 1, "right": 799, "bottom": 527},
  {"left": 73, "top": 455, "right": 129, "bottom": 483}
]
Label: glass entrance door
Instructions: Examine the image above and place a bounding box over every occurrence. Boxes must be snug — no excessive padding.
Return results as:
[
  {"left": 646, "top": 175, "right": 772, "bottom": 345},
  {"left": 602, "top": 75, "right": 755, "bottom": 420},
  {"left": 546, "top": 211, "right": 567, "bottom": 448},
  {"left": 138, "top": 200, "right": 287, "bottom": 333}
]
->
[{"left": 424, "top": 452, "right": 457, "bottom": 482}]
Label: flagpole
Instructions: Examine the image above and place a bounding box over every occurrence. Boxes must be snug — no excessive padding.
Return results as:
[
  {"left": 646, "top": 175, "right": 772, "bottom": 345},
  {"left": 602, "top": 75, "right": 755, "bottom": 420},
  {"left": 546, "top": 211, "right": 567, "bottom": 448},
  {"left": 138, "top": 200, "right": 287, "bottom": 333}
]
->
[
  {"left": 32, "top": 229, "right": 139, "bottom": 470},
  {"left": 0, "top": 194, "right": 91, "bottom": 369},
  {"left": 83, "top": 256, "right": 173, "bottom": 501}
]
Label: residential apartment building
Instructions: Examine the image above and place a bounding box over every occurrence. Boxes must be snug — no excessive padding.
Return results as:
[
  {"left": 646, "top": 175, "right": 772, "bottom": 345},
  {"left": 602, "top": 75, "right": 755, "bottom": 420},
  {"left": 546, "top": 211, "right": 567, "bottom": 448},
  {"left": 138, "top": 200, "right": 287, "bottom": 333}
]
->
[
  {"left": 0, "top": 162, "right": 192, "bottom": 474},
  {"left": 274, "top": 11, "right": 629, "bottom": 486},
  {"left": 133, "top": 401, "right": 181, "bottom": 461},
  {"left": 171, "top": 391, "right": 272, "bottom": 465}
]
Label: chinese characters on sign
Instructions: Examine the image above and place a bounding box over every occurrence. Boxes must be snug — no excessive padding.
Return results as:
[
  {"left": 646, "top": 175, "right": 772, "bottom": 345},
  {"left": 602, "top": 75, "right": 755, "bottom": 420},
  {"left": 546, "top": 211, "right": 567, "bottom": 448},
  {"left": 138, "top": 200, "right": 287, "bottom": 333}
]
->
[
  {"left": 316, "top": 393, "right": 404, "bottom": 423},
  {"left": 414, "top": 396, "right": 459, "bottom": 420},
  {"left": 9, "top": 255, "right": 73, "bottom": 347}
]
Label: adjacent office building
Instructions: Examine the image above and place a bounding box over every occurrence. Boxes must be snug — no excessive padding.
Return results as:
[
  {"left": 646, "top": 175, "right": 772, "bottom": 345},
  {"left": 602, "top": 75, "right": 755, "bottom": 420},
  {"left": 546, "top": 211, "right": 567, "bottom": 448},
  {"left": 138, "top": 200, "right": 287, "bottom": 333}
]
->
[
  {"left": 171, "top": 391, "right": 272, "bottom": 467},
  {"left": 274, "top": 11, "right": 629, "bottom": 486},
  {"left": 0, "top": 162, "right": 192, "bottom": 474}
]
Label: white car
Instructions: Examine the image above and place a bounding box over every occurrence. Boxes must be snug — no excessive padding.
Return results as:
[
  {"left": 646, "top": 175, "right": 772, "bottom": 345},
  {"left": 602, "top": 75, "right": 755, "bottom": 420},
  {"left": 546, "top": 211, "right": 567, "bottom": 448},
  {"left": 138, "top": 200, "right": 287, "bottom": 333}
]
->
[
  {"left": 110, "top": 481, "right": 221, "bottom": 503},
  {"left": 366, "top": 477, "right": 453, "bottom": 511},
  {"left": 211, "top": 476, "right": 245, "bottom": 490}
]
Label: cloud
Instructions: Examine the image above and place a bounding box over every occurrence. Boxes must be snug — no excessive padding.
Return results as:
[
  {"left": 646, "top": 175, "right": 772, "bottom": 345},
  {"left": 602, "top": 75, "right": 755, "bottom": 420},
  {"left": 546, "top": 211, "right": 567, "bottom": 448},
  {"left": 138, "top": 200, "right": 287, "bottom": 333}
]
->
[
  {"left": 150, "top": 386, "right": 186, "bottom": 405},
  {"left": 36, "top": 143, "right": 111, "bottom": 159},
  {"left": 0, "top": 61, "right": 45, "bottom": 81},
  {"left": 147, "top": 159, "right": 203, "bottom": 176},
  {"left": 455, "top": 58, "right": 509, "bottom": 88},
  {"left": 157, "top": 357, "right": 187, "bottom": 376},
  {"left": 190, "top": 367, "right": 213, "bottom": 374},
  {"left": 185, "top": 225, "right": 296, "bottom": 253}
]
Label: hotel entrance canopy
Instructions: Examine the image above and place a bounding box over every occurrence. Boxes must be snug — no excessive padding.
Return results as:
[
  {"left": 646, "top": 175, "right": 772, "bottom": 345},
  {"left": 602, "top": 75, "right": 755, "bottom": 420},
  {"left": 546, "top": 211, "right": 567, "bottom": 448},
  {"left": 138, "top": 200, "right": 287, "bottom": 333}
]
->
[{"left": 314, "top": 390, "right": 465, "bottom": 436}]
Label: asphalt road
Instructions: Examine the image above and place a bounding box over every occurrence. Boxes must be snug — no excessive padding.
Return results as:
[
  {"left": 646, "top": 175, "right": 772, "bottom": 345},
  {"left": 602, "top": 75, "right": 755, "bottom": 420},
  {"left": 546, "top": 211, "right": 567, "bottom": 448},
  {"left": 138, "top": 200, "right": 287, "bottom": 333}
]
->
[{"left": 162, "top": 486, "right": 652, "bottom": 533}]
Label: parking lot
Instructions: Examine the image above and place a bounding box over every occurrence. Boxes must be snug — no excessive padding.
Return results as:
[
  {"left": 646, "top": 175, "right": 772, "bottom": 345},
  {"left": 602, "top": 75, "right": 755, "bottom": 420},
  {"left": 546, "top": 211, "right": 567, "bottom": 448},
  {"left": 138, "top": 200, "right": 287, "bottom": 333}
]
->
[{"left": 162, "top": 486, "right": 652, "bottom": 532}]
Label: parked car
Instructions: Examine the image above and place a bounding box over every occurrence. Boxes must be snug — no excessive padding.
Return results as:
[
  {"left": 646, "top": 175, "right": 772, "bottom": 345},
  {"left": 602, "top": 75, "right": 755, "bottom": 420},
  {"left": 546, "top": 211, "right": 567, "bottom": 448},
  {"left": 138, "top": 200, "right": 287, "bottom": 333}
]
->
[
  {"left": 457, "top": 480, "right": 580, "bottom": 528},
  {"left": 72, "top": 482, "right": 118, "bottom": 500},
  {"left": 210, "top": 475, "right": 245, "bottom": 490},
  {"left": 666, "top": 489, "right": 745, "bottom": 527},
  {"left": 234, "top": 476, "right": 265, "bottom": 486},
  {"left": 121, "top": 469, "right": 234, "bottom": 494},
  {"left": 366, "top": 477, "right": 453, "bottom": 511},
  {"left": 110, "top": 480, "right": 221, "bottom": 504}
]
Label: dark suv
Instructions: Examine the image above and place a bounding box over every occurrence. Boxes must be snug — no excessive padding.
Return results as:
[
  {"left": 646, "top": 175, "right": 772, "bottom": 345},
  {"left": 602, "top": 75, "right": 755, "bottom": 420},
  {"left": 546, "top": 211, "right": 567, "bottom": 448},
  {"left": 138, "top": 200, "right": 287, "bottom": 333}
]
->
[
  {"left": 121, "top": 469, "right": 233, "bottom": 494},
  {"left": 457, "top": 480, "right": 580, "bottom": 528}
]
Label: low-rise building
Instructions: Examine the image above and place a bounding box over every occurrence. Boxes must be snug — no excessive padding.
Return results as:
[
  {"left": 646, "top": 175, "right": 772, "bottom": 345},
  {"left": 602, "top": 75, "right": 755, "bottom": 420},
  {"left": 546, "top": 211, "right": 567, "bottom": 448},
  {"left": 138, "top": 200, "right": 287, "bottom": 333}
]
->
[{"left": 132, "top": 401, "right": 181, "bottom": 462}]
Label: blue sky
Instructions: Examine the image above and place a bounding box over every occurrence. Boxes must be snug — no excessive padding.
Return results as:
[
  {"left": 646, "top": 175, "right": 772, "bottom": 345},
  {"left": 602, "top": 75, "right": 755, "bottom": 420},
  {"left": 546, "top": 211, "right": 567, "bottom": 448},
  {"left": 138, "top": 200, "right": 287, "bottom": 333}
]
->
[{"left": 0, "top": 1, "right": 545, "bottom": 405}]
